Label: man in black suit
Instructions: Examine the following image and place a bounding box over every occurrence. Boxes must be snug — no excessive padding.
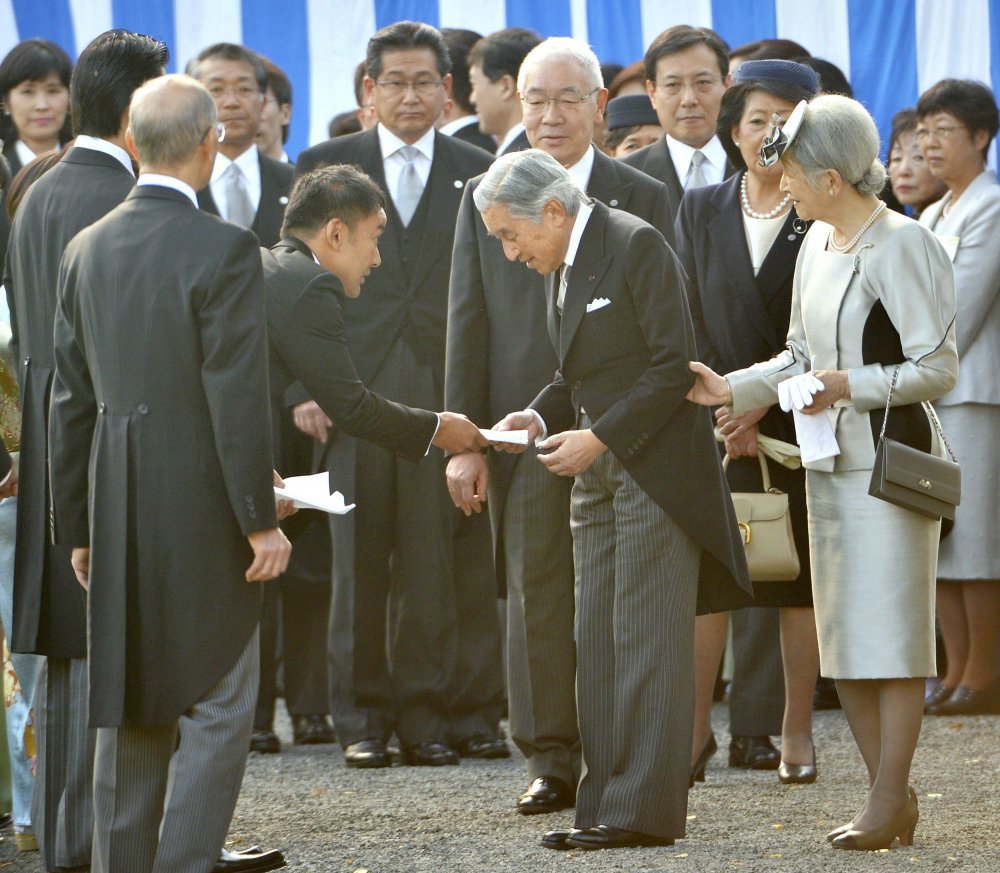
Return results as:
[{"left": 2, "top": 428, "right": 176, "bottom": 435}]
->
[
  {"left": 481, "top": 149, "right": 752, "bottom": 850},
  {"left": 2, "top": 30, "right": 168, "bottom": 873},
  {"left": 624, "top": 24, "right": 786, "bottom": 771},
  {"left": 188, "top": 43, "right": 294, "bottom": 248},
  {"left": 438, "top": 28, "right": 496, "bottom": 154},
  {"left": 294, "top": 21, "right": 495, "bottom": 769},
  {"left": 468, "top": 28, "right": 540, "bottom": 156},
  {"left": 445, "top": 36, "right": 674, "bottom": 814},
  {"left": 49, "top": 74, "right": 292, "bottom": 873}
]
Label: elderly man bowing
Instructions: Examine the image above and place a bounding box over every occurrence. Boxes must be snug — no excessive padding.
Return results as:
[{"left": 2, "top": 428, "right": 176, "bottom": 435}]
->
[
  {"left": 483, "top": 150, "right": 752, "bottom": 851},
  {"left": 48, "top": 74, "right": 291, "bottom": 873}
]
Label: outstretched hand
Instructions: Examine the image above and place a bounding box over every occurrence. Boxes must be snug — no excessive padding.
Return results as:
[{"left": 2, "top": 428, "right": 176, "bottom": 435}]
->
[
  {"left": 687, "top": 362, "right": 731, "bottom": 407},
  {"left": 491, "top": 411, "right": 542, "bottom": 454}
]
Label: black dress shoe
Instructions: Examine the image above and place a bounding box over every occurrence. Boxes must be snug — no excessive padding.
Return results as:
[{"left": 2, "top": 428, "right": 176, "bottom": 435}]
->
[
  {"left": 400, "top": 741, "right": 459, "bottom": 766},
  {"left": 344, "top": 739, "right": 391, "bottom": 768},
  {"left": 690, "top": 732, "right": 718, "bottom": 787},
  {"left": 214, "top": 846, "right": 287, "bottom": 872},
  {"left": 249, "top": 729, "right": 280, "bottom": 754},
  {"left": 566, "top": 824, "right": 675, "bottom": 850},
  {"left": 0, "top": 811, "right": 12, "bottom": 829},
  {"left": 541, "top": 828, "right": 579, "bottom": 850},
  {"left": 516, "top": 776, "right": 575, "bottom": 815},
  {"left": 452, "top": 733, "right": 511, "bottom": 759},
  {"left": 928, "top": 677, "right": 1000, "bottom": 715},
  {"left": 292, "top": 714, "right": 337, "bottom": 745},
  {"left": 729, "top": 735, "right": 779, "bottom": 770}
]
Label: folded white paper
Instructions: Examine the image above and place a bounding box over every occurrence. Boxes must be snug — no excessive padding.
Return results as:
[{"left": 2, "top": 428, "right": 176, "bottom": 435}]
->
[
  {"left": 792, "top": 409, "right": 841, "bottom": 464},
  {"left": 586, "top": 297, "right": 611, "bottom": 313},
  {"left": 274, "top": 471, "right": 355, "bottom": 514},
  {"left": 480, "top": 428, "right": 530, "bottom": 445}
]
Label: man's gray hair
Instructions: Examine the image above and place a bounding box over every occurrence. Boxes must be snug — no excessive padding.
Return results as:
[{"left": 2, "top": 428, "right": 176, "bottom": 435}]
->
[
  {"left": 787, "top": 94, "right": 887, "bottom": 196},
  {"left": 129, "top": 74, "right": 217, "bottom": 167},
  {"left": 474, "top": 149, "right": 588, "bottom": 220},
  {"left": 517, "top": 37, "right": 603, "bottom": 94}
]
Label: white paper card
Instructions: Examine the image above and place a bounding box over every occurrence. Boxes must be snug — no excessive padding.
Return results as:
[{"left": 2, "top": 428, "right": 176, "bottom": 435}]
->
[
  {"left": 274, "top": 471, "right": 355, "bottom": 514},
  {"left": 792, "top": 409, "right": 841, "bottom": 464},
  {"left": 480, "top": 428, "right": 530, "bottom": 445}
]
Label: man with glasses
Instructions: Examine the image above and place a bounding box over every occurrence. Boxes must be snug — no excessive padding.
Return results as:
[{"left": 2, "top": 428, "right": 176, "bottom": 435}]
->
[
  {"left": 445, "top": 36, "right": 672, "bottom": 816},
  {"left": 295, "top": 20, "right": 494, "bottom": 770},
  {"left": 189, "top": 43, "right": 294, "bottom": 249},
  {"left": 624, "top": 25, "right": 789, "bottom": 777}
]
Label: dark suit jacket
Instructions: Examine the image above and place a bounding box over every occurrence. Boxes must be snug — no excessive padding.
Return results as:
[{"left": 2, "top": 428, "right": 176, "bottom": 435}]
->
[
  {"left": 530, "top": 202, "right": 753, "bottom": 614},
  {"left": 450, "top": 117, "right": 497, "bottom": 154},
  {"left": 295, "top": 126, "right": 494, "bottom": 390},
  {"left": 445, "top": 148, "right": 673, "bottom": 543},
  {"left": 49, "top": 185, "right": 277, "bottom": 727},
  {"left": 2, "top": 141, "right": 25, "bottom": 180},
  {"left": 498, "top": 129, "right": 531, "bottom": 156},
  {"left": 262, "top": 236, "right": 438, "bottom": 461},
  {"left": 622, "top": 137, "right": 735, "bottom": 241},
  {"left": 197, "top": 150, "right": 295, "bottom": 247},
  {"left": 3, "top": 146, "right": 135, "bottom": 658}
]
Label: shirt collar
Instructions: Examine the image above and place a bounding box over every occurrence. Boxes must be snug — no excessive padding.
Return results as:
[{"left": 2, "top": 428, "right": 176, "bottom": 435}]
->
[
  {"left": 496, "top": 122, "right": 525, "bottom": 155},
  {"left": 666, "top": 133, "right": 726, "bottom": 176},
  {"left": 136, "top": 173, "right": 198, "bottom": 207},
  {"left": 73, "top": 135, "right": 136, "bottom": 177},
  {"left": 565, "top": 145, "right": 596, "bottom": 193},
  {"left": 378, "top": 123, "right": 435, "bottom": 162},
  {"left": 438, "top": 115, "right": 480, "bottom": 137},
  {"left": 564, "top": 200, "right": 594, "bottom": 269},
  {"left": 210, "top": 143, "right": 259, "bottom": 183}
]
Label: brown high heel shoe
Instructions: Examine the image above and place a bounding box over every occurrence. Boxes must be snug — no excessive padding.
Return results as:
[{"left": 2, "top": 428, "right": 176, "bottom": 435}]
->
[
  {"left": 827, "top": 786, "right": 918, "bottom": 843},
  {"left": 832, "top": 792, "right": 919, "bottom": 851},
  {"left": 689, "top": 732, "right": 718, "bottom": 788},
  {"left": 778, "top": 741, "right": 817, "bottom": 784}
]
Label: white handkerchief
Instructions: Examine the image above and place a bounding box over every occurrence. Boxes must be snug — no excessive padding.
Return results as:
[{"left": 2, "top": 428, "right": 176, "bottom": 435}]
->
[
  {"left": 274, "top": 471, "right": 355, "bottom": 514},
  {"left": 585, "top": 297, "right": 611, "bottom": 313},
  {"left": 792, "top": 409, "right": 841, "bottom": 464},
  {"left": 480, "top": 428, "right": 529, "bottom": 445}
]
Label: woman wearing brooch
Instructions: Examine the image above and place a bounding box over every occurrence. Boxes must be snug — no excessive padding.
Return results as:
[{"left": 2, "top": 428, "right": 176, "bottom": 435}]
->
[
  {"left": 687, "top": 95, "right": 958, "bottom": 850},
  {"left": 675, "top": 59, "right": 820, "bottom": 788}
]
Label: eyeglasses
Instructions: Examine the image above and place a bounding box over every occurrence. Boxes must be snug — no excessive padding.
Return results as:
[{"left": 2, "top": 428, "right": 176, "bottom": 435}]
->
[
  {"left": 203, "top": 121, "right": 226, "bottom": 143},
  {"left": 656, "top": 76, "right": 724, "bottom": 97},
  {"left": 206, "top": 84, "right": 261, "bottom": 102},
  {"left": 915, "top": 124, "right": 967, "bottom": 143},
  {"left": 520, "top": 87, "right": 600, "bottom": 114},
  {"left": 375, "top": 79, "right": 445, "bottom": 97}
]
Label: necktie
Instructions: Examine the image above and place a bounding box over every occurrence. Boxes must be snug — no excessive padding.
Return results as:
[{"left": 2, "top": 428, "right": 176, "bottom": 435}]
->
[
  {"left": 224, "top": 163, "right": 255, "bottom": 228},
  {"left": 395, "top": 145, "right": 424, "bottom": 226},
  {"left": 557, "top": 263, "right": 571, "bottom": 313},
  {"left": 687, "top": 150, "right": 708, "bottom": 190}
]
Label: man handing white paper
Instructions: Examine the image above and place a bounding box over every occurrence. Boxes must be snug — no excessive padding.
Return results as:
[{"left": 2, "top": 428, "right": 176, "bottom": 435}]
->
[{"left": 274, "top": 471, "right": 355, "bottom": 514}]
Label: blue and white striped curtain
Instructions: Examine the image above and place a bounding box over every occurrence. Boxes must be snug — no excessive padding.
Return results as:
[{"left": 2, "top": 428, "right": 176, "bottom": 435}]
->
[{"left": 3, "top": 0, "right": 998, "bottom": 163}]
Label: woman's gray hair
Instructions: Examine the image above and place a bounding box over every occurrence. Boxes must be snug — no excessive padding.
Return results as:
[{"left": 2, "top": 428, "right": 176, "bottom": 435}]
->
[
  {"left": 786, "top": 94, "right": 887, "bottom": 195},
  {"left": 474, "top": 149, "right": 588, "bottom": 221},
  {"left": 517, "top": 37, "right": 603, "bottom": 94},
  {"left": 129, "top": 74, "right": 217, "bottom": 167}
]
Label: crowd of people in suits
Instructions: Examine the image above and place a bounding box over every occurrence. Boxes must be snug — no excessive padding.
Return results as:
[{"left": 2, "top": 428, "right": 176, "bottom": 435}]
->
[{"left": 0, "top": 13, "right": 996, "bottom": 873}]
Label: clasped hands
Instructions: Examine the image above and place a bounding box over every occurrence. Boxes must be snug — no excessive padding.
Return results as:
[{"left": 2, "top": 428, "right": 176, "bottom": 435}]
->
[{"left": 686, "top": 362, "right": 851, "bottom": 415}]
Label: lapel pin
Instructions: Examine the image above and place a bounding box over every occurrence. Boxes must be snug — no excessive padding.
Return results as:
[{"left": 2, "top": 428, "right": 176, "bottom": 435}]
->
[
  {"left": 609, "top": 199, "right": 619, "bottom": 207},
  {"left": 787, "top": 233, "right": 796, "bottom": 241},
  {"left": 279, "top": 195, "right": 289, "bottom": 205},
  {"left": 453, "top": 180, "right": 463, "bottom": 188}
]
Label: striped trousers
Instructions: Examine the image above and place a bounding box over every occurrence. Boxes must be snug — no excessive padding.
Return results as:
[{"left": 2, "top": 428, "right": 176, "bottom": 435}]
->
[
  {"left": 572, "top": 446, "right": 700, "bottom": 840},
  {"left": 92, "top": 629, "right": 258, "bottom": 873}
]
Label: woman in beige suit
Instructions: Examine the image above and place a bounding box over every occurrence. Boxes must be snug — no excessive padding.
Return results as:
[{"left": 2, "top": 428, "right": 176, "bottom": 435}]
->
[
  {"left": 915, "top": 79, "right": 1000, "bottom": 717},
  {"left": 688, "top": 95, "right": 958, "bottom": 851}
]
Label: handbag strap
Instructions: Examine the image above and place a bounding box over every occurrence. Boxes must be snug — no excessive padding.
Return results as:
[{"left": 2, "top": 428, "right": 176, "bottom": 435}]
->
[
  {"left": 879, "top": 364, "right": 958, "bottom": 463},
  {"left": 722, "top": 451, "right": 774, "bottom": 490}
]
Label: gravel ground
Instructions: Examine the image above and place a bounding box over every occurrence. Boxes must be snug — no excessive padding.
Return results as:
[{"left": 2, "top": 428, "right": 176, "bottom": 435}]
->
[{"left": 1, "top": 703, "right": 995, "bottom": 872}]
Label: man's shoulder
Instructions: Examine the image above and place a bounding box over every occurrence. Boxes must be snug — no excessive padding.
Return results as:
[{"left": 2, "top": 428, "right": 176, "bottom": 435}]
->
[
  {"left": 297, "top": 130, "right": 370, "bottom": 171},
  {"left": 619, "top": 137, "right": 665, "bottom": 172},
  {"left": 260, "top": 152, "right": 295, "bottom": 186},
  {"left": 435, "top": 131, "right": 494, "bottom": 172},
  {"left": 596, "top": 150, "right": 668, "bottom": 196}
]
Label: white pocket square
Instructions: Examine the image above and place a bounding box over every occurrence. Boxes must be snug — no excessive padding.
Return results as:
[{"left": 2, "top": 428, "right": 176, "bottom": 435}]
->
[{"left": 586, "top": 297, "right": 611, "bottom": 313}]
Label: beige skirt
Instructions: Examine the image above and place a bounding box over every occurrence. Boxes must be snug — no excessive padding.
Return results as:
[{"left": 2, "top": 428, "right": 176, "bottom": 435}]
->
[{"left": 806, "top": 468, "right": 939, "bottom": 679}]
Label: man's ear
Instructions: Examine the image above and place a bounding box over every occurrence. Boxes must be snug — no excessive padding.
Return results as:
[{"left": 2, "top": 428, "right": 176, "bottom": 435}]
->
[
  {"left": 325, "top": 216, "right": 346, "bottom": 249},
  {"left": 124, "top": 128, "right": 139, "bottom": 161}
]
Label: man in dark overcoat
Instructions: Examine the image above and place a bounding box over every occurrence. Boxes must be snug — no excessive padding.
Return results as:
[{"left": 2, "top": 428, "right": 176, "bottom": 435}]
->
[
  {"left": 48, "top": 74, "right": 291, "bottom": 873},
  {"left": 2, "top": 30, "right": 168, "bottom": 872}
]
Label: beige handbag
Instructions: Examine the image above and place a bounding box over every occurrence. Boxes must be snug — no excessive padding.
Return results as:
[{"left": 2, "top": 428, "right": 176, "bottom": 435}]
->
[{"left": 724, "top": 452, "right": 801, "bottom": 582}]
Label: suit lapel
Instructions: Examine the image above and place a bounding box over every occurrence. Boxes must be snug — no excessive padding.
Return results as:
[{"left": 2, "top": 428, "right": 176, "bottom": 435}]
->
[
  {"left": 354, "top": 128, "right": 406, "bottom": 287},
  {"left": 587, "top": 149, "right": 634, "bottom": 211},
  {"left": 253, "top": 156, "right": 283, "bottom": 240},
  {"left": 755, "top": 208, "right": 807, "bottom": 304},
  {"left": 644, "top": 138, "right": 683, "bottom": 205},
  {"left": 558, "top": 209, "right": 612, "bottom": 361}
]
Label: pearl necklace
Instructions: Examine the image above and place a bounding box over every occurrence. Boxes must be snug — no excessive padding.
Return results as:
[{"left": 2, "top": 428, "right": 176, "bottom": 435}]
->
[
  {"left": 828, "top": 201, "right": 887, "bottom": 253},
  {"left": 740, "top": 172, "right": 791, "bottom": 220}
]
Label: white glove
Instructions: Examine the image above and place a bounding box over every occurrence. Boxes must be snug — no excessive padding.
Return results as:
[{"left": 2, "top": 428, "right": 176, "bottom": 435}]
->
[{"left": 778, "top": 371, "right": 826, "bottom": 412}]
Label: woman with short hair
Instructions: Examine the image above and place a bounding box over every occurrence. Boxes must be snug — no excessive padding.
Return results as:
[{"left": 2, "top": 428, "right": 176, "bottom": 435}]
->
[{"left": 887, "top": 108, "right": 946, "bottom": 217}]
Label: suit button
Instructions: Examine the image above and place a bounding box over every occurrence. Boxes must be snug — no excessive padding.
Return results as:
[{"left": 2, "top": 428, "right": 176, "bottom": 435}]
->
[
  {"left": 610, "top": 199, "right": 619, "bottom": 207},
  {"left": 138, "top": 404, "right": 149, "bottom": 415},
  {"left": 23, "top": 356, "right": 30, "bottom": 365},
  {"left": 98, "top": 403, "right": 106, "bottom": 413}
]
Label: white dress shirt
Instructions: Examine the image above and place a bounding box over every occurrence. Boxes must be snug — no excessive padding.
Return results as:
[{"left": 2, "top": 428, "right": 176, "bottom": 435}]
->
[
  {"left": 136, "top": 173, "right": 198, "bottom": 208},
  {"left": 73, "top": 135, "right": 135, "bottom": 177},
  {"left": 666, "top": 134, "right": 727, "bottom": 189},
  {"left": 566, "top": 145, "right": 596, "bottom": 193},
  {"left": 378, "top": 123, "right": 434, "bottom": 205},
  {"left": 209, "top": 144, "right": 262, "bottom": 217}
]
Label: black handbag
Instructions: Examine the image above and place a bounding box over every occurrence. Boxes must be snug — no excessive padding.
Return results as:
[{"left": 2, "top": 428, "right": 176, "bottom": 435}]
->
[{"left": 868, "top": 365, "right": 960, "bottom": 520}]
